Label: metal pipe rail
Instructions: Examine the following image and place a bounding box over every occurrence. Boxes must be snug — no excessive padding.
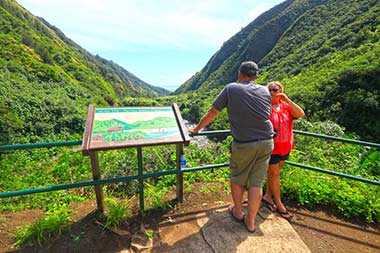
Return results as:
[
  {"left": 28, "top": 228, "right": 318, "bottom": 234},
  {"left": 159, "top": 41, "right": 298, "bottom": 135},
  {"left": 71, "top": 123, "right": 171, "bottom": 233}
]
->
[
  {"left": 190, "top": 130, "right": 380, "bottom": 148},
  {"left": 190, "top": 130, "right": 380, "bottom": 186},
  {"left": 293, "top": 130, "right": 380, "bottom": 148},
  {"left": 0, "top": 163, "right": 229, "bottom": 198},
  {"left": 286, "top": 161, "right": 380, "bottom": 186},
  {"left": 0, "top": 140, "right": 82, "bottom": 151}
]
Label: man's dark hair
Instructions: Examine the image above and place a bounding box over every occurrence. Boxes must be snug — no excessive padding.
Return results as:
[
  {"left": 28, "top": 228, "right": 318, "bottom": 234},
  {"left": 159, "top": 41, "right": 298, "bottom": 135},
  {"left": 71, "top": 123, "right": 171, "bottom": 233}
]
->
[{"left": 239, "top": 61, "right": 259, "bottom": 77}]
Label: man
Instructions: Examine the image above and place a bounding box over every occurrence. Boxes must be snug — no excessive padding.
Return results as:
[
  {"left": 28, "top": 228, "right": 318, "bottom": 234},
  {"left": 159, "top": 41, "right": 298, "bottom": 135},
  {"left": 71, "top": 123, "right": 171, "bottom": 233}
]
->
[{"left": 189, "top": 61, "right": 274, "bottom": 233}]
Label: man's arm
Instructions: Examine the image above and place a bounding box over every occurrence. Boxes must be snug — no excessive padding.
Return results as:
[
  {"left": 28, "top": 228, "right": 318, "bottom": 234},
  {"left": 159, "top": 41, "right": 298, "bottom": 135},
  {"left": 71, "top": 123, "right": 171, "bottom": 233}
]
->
[{"left": 189, "top": 107, "right": 220, "bottom": 133}]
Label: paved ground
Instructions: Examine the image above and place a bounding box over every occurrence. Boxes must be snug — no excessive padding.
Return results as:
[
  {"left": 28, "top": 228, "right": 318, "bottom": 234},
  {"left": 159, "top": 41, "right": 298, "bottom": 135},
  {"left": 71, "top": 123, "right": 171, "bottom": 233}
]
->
[{"left": 134, "top": 205, "right": 310, "bottom": 253}]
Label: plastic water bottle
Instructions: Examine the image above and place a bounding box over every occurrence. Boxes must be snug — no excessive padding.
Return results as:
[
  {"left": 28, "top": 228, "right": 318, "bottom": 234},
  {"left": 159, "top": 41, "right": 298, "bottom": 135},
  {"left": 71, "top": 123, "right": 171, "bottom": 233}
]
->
[{"left": 180, "top": 150, "right": 186, "bottom": 168}]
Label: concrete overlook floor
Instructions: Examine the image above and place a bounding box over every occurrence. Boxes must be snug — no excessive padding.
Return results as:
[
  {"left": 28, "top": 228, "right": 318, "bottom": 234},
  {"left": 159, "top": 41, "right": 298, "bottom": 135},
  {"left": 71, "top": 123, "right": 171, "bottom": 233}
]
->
[
  {"left": 2, "top": 182, "right": 378, "bottom": 252},
  {"left": 131, "top": 205, "right": 310, "bottom": 253}
]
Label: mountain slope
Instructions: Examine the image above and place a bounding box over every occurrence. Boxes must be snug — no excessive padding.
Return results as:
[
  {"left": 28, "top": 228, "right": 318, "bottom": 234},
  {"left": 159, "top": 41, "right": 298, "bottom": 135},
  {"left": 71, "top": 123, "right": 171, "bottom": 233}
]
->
[
  {"left": 0, "top": 0, "right": 168, "bottom": 144},
  {"left": 257, "top": 0, "right": 380, "bottom": 141},
  {"left": 174, "top": 0, "right": 380, "bottom": 142},
  {"left": 174, "top": 0, "right": 325, "bottom": 93}
]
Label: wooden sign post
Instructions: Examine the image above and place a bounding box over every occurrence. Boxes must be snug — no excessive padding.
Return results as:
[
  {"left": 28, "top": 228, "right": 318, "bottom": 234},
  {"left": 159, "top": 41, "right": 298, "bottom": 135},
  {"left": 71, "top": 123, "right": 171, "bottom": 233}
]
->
[{"left": 82, "top": 104, "right": 190, "bottom": 216}]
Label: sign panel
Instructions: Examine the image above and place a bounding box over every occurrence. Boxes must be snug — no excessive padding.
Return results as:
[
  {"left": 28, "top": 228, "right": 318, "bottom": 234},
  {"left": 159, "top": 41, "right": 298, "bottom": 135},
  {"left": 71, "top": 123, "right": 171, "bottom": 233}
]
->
[{"left": 82, "top": 104, "right": 189, "bottom": 154}]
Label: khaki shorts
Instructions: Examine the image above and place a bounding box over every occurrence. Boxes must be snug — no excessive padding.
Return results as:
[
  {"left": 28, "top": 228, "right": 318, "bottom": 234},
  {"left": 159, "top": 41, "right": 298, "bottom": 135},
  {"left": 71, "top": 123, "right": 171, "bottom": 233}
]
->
[{"left": 230, "top": 139, "right": 274, "bottom": 188}]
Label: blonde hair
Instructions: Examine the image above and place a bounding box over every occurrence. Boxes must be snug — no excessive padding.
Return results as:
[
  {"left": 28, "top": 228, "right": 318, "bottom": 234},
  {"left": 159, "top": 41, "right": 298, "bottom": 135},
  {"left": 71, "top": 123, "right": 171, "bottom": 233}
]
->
[{"left": 267, "top": 81, "right": 284, "bottom": 92}]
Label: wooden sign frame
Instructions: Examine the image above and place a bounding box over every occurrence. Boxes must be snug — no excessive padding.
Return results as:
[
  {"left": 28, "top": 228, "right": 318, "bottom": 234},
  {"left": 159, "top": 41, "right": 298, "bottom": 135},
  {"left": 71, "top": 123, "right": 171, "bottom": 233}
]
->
[{"left": 82, "top": 103, "right": 190, "bottom": 155}]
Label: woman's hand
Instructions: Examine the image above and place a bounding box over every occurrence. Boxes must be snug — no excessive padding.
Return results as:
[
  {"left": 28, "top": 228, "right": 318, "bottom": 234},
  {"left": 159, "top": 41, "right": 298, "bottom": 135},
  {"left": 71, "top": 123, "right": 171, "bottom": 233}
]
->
[
  {"left": 274, "top": 92, "right": 290, "bottom": 103},
  {"left": 276, "top": 93, "right": 305, "bottom": 118}
]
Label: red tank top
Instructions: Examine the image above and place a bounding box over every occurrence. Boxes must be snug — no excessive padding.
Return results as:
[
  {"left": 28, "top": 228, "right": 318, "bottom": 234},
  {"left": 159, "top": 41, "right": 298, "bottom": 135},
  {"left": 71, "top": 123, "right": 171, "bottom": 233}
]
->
[{"left": 270, "top": 101, "right": 294, "bottom": 155}]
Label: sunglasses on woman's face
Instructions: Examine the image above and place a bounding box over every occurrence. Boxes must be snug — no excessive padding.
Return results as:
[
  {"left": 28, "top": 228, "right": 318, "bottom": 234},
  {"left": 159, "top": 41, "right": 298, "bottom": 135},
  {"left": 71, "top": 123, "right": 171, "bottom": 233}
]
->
[{"left": 269, "top": 88, "right": 280, "bottom": 93}]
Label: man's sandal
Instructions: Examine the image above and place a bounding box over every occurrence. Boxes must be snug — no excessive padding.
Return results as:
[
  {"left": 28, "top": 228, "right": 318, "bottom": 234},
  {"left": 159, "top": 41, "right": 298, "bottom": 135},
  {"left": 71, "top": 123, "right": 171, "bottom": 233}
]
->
[
  {"left": 228, "top": 205, "right": 244, "bottom": 222},
  {"left": 243, "top": 214, "right": 256, "bottom": 233}
]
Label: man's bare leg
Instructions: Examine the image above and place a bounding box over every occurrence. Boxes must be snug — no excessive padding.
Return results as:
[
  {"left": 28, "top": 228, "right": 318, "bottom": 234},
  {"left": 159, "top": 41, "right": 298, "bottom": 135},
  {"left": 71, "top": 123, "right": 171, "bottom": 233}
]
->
[
  {"left": 229, "top": 179, "right": 245, "bottom": 219},
  {"left": 245, "top": 186, "right": 262, "bottom": 231}
]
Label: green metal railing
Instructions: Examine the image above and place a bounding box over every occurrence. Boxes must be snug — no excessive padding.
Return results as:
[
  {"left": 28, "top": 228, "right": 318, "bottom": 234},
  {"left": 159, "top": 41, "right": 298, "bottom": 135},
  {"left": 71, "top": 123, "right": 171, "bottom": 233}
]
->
[
  {"left": 0, "top": 140, "right": 82, "bottom": 151},
  {"left": 293, "top": 130, "right": 380, "bottom": 148},
  {"left": 194, "top": 130, "right": 380, "bottom": 186},
  {"left": 0, "top": 130, "right": 379, "bottom": 211}
]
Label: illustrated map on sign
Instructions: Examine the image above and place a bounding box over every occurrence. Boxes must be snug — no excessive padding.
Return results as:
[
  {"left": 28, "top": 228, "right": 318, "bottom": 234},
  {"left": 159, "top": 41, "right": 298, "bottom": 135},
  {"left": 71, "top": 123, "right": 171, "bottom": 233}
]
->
[{"left": 90, "top": 107, "right": 182, "bottom": 148}]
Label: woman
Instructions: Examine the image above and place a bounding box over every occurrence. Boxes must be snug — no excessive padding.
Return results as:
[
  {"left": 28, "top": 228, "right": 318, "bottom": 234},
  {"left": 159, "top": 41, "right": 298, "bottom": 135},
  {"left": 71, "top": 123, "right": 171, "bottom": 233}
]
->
[{"left": 263, "top": 81, "right": 305, "bottom": 221}]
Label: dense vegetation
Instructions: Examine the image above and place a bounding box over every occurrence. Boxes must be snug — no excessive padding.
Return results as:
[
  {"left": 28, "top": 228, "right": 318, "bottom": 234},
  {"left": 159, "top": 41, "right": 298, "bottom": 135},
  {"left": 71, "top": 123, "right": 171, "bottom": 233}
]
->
[
  {"left": 259, "top": 0, "right": 380, "bottom": 142},
  {"left": 175, "top": 0, "right": 380, "bottom": 142}
]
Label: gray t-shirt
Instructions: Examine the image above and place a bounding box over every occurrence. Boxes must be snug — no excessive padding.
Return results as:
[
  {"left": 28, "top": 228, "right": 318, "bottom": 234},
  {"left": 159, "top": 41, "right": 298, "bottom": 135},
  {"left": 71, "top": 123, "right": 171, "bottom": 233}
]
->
[{"left": 212, "top": 81, "right": 274, "bottom": 141}]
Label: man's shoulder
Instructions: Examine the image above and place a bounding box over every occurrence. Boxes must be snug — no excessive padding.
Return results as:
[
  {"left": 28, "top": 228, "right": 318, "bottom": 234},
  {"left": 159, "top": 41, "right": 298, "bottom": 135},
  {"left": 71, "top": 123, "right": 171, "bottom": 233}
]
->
[
  {"left": 255, "top": 83, "right": 269, "bottom": 90},
  {"left": 225, "top": 81, "right": 250, "bottom": 89},
  {"left": 251, "top": 82, "right": 269, "bottom": 92},
  {"left": 225, "top": 81, "right": 239, "bottom": 87},
  {"left": 225, "top": 81, "right": 267, "bottom": 90}
]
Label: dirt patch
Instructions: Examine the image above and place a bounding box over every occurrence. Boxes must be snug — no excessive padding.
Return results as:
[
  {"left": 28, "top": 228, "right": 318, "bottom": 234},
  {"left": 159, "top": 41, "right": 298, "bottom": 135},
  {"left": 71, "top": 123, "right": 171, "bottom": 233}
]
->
[
  {"left": 1, "top": 182, "right": 379, "bottom": 253},
  {"left": 0, "top": 209, "right": 44, "bottom": 252},
  {"left": 287, "top": 202, "right": 380, "bottom": 253}
]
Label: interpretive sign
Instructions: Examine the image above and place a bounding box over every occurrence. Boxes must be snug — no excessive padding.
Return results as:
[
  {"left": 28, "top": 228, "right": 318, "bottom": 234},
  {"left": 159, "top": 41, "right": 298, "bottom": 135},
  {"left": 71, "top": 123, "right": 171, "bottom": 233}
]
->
[{"left": 82, "top": 103, "right": 190, "bottom": 155}]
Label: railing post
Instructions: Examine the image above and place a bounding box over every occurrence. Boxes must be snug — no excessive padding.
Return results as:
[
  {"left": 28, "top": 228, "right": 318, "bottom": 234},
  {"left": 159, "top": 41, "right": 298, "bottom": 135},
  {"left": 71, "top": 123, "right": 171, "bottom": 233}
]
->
[
  {"left": 176, "top": 143, "right": 184, "bottom": 202},
  {"left": 89, "top": 151, "right": 104, "bottom": 213},
  {"left": 137, "top": 147, "right": 144, "bottom": 221}
]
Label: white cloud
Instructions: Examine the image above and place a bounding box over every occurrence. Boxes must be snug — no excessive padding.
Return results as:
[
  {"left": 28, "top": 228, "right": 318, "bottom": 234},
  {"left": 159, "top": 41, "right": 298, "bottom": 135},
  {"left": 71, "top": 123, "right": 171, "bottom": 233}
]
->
[
  {"left": 16, "top": 0, "right": 285, "bottom": 88},
  {"left": 248, "top": 7, "right": 267, "bottom": 20},
  {"left": 180, "top": 72, "right": 195, "bottom": 81},
  {"left": 247, "top": 1, "right": 283, "bottom": 20},
  {"left": 18, "top": 0, "right": 284, "bottom": 51},
  {"left": 18, "top": 0, "right": 245, "bottom": 51}
]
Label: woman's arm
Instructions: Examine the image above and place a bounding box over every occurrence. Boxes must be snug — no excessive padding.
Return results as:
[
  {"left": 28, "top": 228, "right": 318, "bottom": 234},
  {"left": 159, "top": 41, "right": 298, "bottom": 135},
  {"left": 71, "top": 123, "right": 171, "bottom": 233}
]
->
[{"left": 279, "top": 93, "right": 305, "bottom": 119}]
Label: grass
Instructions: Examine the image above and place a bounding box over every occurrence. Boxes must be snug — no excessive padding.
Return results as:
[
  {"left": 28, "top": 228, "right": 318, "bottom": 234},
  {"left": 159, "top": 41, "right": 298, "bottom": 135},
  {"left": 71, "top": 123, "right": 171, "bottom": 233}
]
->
[
  {"left": 146, "top": 230, "right": 154, "bottom": 238},
  {"left": 14, "top": 204, "right": 74, "bottom": 246},
  {"left": 103, "top": 198, "right": 129, "bottom": 230},
  {"left": 199, "top": 184, "right": 222, "bottom": 193}
]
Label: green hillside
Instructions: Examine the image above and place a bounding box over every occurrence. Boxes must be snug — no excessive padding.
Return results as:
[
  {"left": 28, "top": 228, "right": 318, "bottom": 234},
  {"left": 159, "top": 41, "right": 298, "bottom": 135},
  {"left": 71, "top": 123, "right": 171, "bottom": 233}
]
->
[
  {"left": 174, "top": 0, "right": 324, "bottom": 93},
  {"left": 174, "top": 0, "right": 380, "bottom": 142},
  {"left": 0, "top": 0, "right": 168, "bottom": 144},
  {"left": 259, "top": 0, "right": 380, "bottom": 141},
  {"left": 1, "top": 0, "right": 379, "bottom": 143}
]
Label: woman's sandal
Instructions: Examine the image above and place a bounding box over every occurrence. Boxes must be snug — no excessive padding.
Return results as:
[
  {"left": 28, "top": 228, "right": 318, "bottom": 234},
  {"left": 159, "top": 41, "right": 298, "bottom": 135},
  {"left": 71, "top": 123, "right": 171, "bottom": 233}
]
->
[
  {"left": 277, "top": 209, "right": 294, "bottom": 221},
  {"left": 228, "top": 205, "right": 244, "bottom": 222},
  {"left": 262, "top": 198, "right": 277, "bottom": 212}
]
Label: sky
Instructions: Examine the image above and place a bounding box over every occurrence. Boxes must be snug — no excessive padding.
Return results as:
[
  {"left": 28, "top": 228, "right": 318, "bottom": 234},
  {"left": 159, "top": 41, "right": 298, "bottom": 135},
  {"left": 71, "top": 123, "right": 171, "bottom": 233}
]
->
[{"left": 17, "top": 0, "right": 284, "bottom": 91}]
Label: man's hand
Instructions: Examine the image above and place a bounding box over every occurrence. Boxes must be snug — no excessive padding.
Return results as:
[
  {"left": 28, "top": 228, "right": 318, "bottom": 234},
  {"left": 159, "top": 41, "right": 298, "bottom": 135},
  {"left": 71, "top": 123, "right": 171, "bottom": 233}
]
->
[
  {"left": 187, "top": 107, "right": 219, "bottom": 135},
  {"left": 188, "top": 127, "right": 199, "bottom": 134}
]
